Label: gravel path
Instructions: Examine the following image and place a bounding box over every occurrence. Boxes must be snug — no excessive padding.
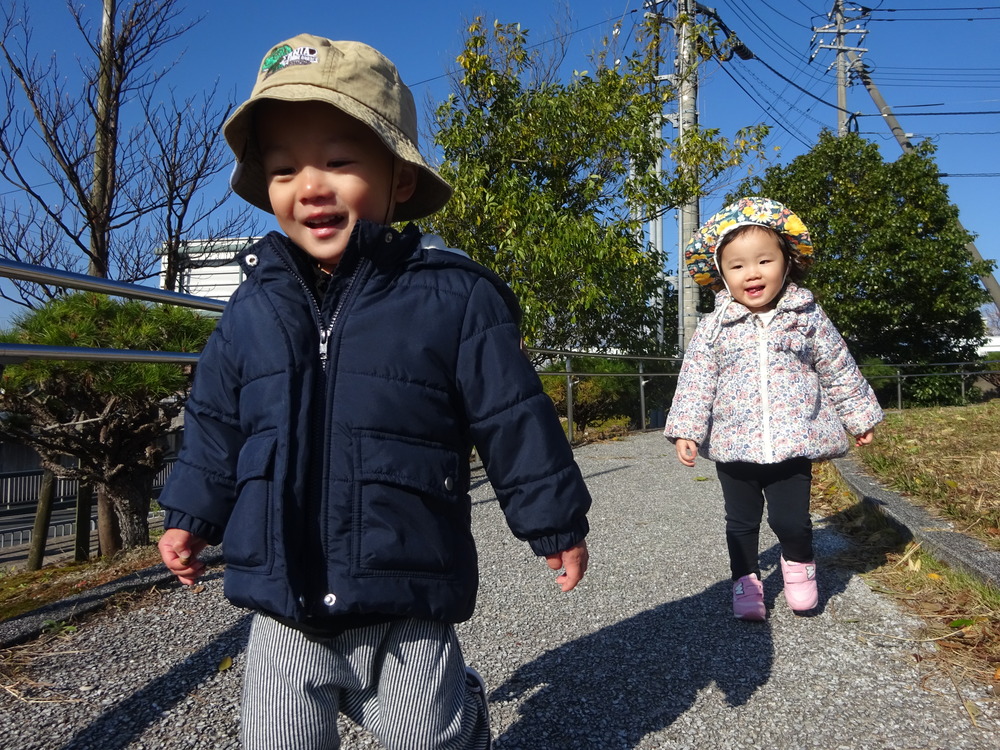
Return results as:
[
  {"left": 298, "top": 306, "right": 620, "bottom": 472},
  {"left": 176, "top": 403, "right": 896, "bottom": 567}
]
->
[{"left": 1, "top": 430, "right": 997, "bottom": 749}]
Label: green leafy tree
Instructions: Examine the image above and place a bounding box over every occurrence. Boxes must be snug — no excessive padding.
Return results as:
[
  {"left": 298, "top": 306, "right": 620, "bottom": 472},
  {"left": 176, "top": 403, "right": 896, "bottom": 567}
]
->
[
  {"left": 736, "top": 131, "right": 990, "bottom": 370},
  {"left": 429, "top": 16, "right": 767, "bottom": 357},
  {"left": 0, "top": 294, "right": 215, "bottom": 551}
]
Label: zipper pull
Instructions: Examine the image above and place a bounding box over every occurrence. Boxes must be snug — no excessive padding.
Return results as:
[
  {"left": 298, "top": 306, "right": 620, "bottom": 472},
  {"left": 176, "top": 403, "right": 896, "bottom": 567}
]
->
[{"left": 319, "top": 328, "right": 330, "bottom": 368}]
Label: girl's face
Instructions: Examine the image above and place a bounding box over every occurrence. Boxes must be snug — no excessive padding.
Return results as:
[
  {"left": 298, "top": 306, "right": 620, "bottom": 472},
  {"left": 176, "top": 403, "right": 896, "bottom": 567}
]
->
[{"left": 717, "top": 227, "right": 788, "bottom": 313}]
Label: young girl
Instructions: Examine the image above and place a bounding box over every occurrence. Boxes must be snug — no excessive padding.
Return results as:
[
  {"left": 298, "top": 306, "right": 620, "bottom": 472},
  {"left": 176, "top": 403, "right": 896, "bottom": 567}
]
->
[{"left": 664, "top": 197, "right": 883, "bottom": 621}]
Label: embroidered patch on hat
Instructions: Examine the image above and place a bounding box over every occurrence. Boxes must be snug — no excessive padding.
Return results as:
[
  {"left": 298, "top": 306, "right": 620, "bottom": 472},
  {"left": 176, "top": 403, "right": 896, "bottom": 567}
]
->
[{"left": 261, "top": 44, "right": 319, "bottom": 78}]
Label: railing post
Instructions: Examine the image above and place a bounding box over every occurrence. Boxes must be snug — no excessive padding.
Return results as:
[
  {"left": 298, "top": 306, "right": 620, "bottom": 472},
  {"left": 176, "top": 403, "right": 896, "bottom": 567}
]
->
[
  {"left": 639, "top": 361, "right": 647, "bottom": 431},
  {"left": 565, "top": 357, "right": 574, "bottom": 444},
  {"left": 897, "top": 369, "right": 903, "bottom": 411}
]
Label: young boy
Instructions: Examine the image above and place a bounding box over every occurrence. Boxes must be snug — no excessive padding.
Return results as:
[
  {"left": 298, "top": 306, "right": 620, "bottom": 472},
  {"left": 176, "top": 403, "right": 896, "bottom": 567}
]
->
[{"left": 157, "top": 34, "right": 592, "bottom": 750}]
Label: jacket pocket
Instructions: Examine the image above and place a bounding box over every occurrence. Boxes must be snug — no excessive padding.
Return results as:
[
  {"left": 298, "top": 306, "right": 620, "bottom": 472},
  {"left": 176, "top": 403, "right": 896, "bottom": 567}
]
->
[
  {"left": 224, "top": 430, "right": 276, "bottom": 572},
  {"left": 353, "top": 431, "right": 471, "bottom": 576}
]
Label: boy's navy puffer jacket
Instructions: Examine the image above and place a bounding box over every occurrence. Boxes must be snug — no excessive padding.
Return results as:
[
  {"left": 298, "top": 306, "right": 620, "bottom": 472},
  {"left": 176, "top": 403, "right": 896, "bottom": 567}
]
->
[{"left": 159, "top": 221, "right": 591, "bottom": 628}]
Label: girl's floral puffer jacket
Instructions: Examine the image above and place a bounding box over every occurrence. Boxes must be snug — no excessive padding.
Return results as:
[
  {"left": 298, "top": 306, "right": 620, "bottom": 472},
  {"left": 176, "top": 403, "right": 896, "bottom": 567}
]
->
[{"left": 664, "top": 284, "right": 883, "bottom": 465}]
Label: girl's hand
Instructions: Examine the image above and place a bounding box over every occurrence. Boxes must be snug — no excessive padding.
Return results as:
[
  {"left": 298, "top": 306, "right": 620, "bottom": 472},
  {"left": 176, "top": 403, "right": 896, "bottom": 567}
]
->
[
  {"left": 675, "top": 438, "right": 698, "bottom": 467},
  {"left": 855, "top": 429, "right": 874, "bottom": 447}
]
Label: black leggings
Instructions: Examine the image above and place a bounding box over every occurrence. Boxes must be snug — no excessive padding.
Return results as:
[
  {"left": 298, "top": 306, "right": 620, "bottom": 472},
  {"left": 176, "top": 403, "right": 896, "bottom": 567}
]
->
[{"left": 716, "top": 458, "right": 814, "bottom": 581}]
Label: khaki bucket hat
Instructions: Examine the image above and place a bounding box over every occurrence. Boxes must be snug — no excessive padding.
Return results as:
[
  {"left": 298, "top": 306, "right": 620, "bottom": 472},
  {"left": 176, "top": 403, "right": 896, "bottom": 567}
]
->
[{"left": 223, "top": 34, "right": 453, "bottom": 222}]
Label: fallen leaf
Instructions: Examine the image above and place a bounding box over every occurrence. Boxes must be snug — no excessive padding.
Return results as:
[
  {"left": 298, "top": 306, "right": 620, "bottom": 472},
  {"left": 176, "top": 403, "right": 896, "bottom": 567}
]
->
[
  {"left": 926, "top": 572, "right": 940, "bottom": 580},
  {"left": 949, "top": 618, "right": 975, "bottom": 629}
]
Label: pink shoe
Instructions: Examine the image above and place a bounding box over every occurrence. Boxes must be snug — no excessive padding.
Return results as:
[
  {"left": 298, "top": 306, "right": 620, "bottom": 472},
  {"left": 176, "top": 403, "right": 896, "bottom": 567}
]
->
[
  {"left": 781, "top": 556, "right": 818, "bottom": 613},
  {"left": 732, "top": 573, "right": 766, "bottom": 621}
]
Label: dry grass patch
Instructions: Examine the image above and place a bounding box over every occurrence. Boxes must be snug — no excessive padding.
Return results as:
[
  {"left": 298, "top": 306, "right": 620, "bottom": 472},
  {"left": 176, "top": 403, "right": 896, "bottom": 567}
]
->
[
  {"left": 813, "top": 461, "right": 1000, "bottom": 700},
  {"left": 855, "top": 401, "right": 1000, "bottom": 550},
  {"left": 0, "top": 545, "right": 163, "bottom": 622}
]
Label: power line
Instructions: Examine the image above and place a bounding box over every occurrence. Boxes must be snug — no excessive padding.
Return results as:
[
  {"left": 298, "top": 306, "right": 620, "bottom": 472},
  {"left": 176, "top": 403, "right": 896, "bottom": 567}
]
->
[
  {"left": 854, "top": 110, "right": 1000, "bottom": 117},
  {"left": 710, "top": 60, "right": 815, "bottom": 147},
  {"left": 866, "top": 5, "right": 1000, "bottom": 11},
  {"left": 866, "top": 16, "right": 1000, "bottom": 22},
  {"left": 754, "top": 55, "right": 849, "bottom": 113},
  {"left": 757, "top": 0, "right": 813, "bottom": 29},
  {"left": 859, "top": 130, "right": 1000, "bottom": 137}
]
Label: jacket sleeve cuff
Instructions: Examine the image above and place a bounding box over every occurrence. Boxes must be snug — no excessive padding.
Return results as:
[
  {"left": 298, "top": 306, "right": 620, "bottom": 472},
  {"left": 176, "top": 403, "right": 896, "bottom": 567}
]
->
[
  {"left": 525, "top": 518, "right": 590, "bottom": 557},
  {"left": 164, "top": 509, "right": 225, "bottom": 546}
]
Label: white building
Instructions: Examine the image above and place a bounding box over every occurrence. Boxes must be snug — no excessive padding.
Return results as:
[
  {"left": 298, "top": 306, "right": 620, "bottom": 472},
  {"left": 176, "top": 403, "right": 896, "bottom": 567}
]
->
[
  {"left": 979, "top": 335, "right": 1000, "bottom": 356},
  {"left": 158, "top": 237, "right": 259, "bottom": 303}
]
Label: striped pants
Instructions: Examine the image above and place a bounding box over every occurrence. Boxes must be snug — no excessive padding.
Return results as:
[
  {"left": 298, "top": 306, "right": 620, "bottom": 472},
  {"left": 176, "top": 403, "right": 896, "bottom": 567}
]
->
[{"left": 241, "top": 613, "right": 490, "bottom": 750}]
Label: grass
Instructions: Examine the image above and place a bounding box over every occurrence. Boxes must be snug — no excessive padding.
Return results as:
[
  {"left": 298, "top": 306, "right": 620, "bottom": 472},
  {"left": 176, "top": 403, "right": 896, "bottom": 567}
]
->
[
  {"left": 852, "top": 400, "right": 1000, "bottom": 550},
  {"left": 0, "top": 544, "right": 163, "bottom": 621},
  {"left": 1, "top": 403, "right": 999, "bottom": 694},
  {"left": 809, "top": 400, "right": 1000, "bottom": 697}
]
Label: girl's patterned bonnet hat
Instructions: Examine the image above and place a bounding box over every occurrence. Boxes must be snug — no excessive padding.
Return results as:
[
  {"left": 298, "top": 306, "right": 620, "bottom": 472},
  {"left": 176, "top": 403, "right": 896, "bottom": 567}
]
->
[
  {"left": 223, "top": 34, "right": 453, "bottom": 222},
  {"left": 684, "top": 197, "right": 813, "bottom": 291}
]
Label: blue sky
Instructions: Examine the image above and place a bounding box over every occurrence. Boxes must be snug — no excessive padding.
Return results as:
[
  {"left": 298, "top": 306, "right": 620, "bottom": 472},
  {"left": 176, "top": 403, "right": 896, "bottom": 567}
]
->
[{"left": 3, "top": 0, "right": 999, "bottom": 325}]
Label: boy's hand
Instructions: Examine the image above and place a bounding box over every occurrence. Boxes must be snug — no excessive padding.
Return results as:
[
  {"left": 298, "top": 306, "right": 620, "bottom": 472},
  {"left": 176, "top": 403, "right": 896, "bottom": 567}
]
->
[
  {"left": 158, "top": 528, "right": 209, "bottom": 585},
  {"left": 855, "top": 429, "right": 875, "bottom": 447},
  {"left": 545, "top": 540, "right": 589, "bottom": 592},
  {"left": 675, "top": 438, "right": 698, "bottom": 467}
]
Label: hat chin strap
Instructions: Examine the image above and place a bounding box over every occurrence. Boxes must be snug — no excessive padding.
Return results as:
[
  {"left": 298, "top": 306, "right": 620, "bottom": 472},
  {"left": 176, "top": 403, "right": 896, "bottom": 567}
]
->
[{"left": 383, "top": 156, "right": 401, "bottom": 226}]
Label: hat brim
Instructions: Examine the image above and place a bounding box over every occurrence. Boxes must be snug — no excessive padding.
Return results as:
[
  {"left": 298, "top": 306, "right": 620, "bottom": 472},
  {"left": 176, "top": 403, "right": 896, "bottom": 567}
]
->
[{"left": 223, "top": 88, "right": 453, "bottom": 222}]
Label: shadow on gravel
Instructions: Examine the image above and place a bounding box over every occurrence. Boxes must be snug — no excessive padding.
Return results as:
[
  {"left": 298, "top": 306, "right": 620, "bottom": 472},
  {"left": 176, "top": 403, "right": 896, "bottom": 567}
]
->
[
  {"left": 491, "top": 537, "right": 855, "bottom": 749},
  {"left": 59, "top": 612, "right": 252, "bottom": 750}
]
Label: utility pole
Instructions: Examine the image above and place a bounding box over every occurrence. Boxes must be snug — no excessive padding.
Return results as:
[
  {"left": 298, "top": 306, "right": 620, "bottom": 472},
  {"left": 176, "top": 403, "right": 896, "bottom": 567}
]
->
[
  {"left": 675, "top": 0, "right": 700, "bottom": 352},
  {"left": 815, "top": 2, "right": 1000, "bottom": 313},
  {"left": 643, "top": 2, "right": 670, "bottom": 347},
  {"left": 812, "top": 0, "right": 867, "bottom": 136},
  {"left": 645, "top": 1, "right": 753, "bottom": 351}
]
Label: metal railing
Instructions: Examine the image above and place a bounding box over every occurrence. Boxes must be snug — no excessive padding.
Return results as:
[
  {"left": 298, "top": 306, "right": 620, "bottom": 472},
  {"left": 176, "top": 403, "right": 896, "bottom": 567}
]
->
[
  {"left": 529, "top": 351, "right": 1000, "bottom": 443},
  {"left": 0, "top": 460, "right": 176, "bottom": 512},
  {"left": 0, "top": 259, "right": 224, "bottom": 554},
  {"left": 0, "top": 511, "right": 166, "bottom": 550},
  {"left": 858, "top": 360, "right": 1000, "bottom": 411},
  {"left": 1, "top": 255, "right": 999, "bottom": 492},
  {"left": 0, "top": 257, "right": 225, "bottom": 367},
  {"left": 528, "top": 348, "right": 683, "bottom": 443}
]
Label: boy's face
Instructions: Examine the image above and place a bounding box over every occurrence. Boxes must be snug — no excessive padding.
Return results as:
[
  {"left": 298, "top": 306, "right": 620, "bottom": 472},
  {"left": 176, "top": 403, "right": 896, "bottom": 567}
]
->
[
  {"left": 257, "top": 100, "right": 416, "bottom": 271},
  {"left": 718, "top": 226, "right": 788, "bottom": 313}
]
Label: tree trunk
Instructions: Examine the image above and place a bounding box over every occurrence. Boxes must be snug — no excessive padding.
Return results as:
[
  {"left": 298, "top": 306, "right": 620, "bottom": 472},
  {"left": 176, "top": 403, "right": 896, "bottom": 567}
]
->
[
  {"left": 96, "top": 485, "right": 122, "bottom": 557},
  {"left": 27, "top": 470, "right": 56, "bottom": 572},
  {"left": 88, "top": 0, "right": 117, "bottom": 278},
  {"left": 104, "top": 472, "right": 154, "bottom": 549},
  {"left": 74, "top": 483, "right": 94, "bottom": 562}
]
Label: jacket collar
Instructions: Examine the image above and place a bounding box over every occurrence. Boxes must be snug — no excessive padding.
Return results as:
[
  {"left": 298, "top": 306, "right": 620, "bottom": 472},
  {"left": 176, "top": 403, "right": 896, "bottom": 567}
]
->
[
  {"left": 237, "top": 220, "right": 422, "bottom": 279},
  {"left": 713, "top": 282, "right": 814, "bottom": 325}
]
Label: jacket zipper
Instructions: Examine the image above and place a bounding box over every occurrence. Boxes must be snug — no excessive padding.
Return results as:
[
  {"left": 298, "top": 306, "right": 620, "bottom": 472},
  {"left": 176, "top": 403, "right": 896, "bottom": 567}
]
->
[
  {"left": 757, "top": 316, "right": 774, "bottom": 463},
  {"left": 318, "top": 259, "right": 368, "bottom": 370},
  {"left": 269, "top": 243, "right": 373, "bottom": 619}
]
